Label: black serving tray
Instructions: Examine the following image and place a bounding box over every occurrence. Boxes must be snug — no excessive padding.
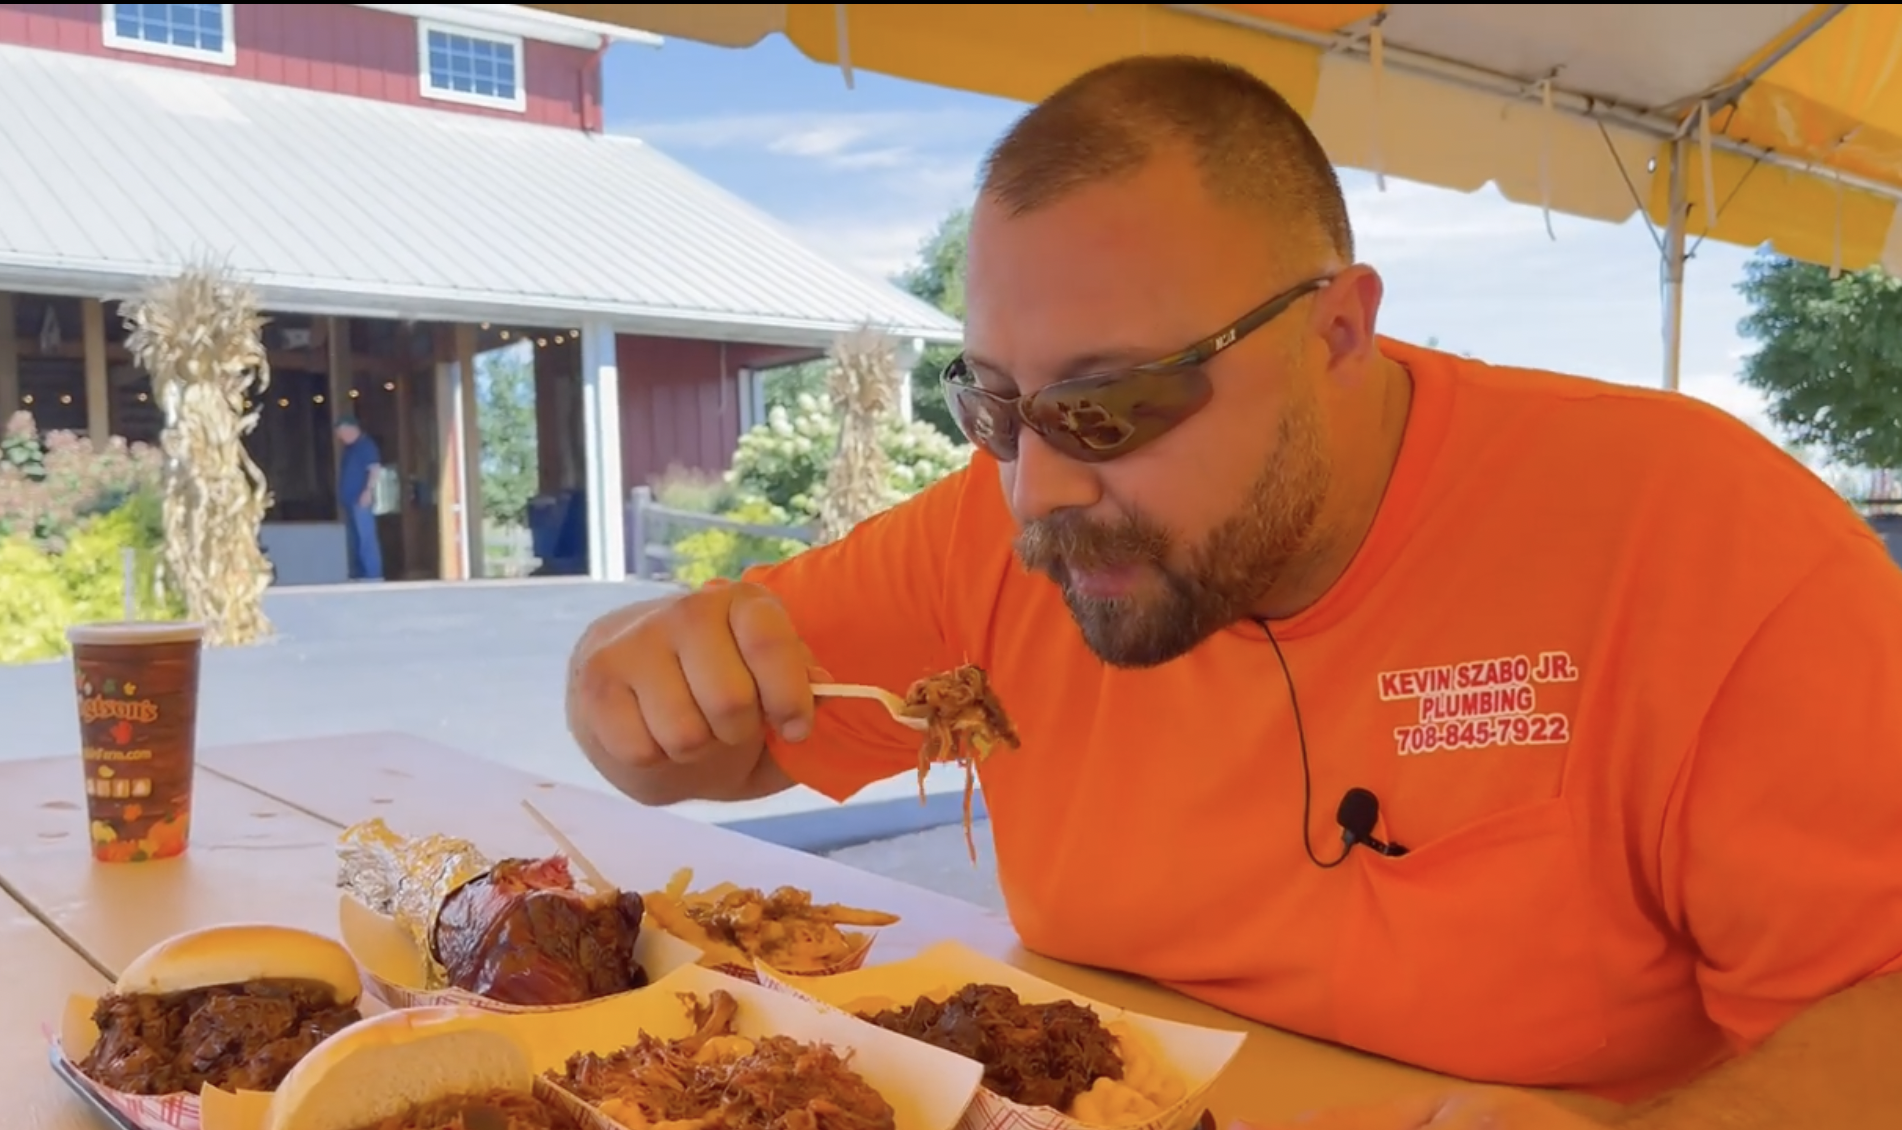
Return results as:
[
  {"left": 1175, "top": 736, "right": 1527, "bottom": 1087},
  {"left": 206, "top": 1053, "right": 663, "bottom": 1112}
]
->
[{"left": 49, "top": 1045, "right": 145, "bottom": 1130}]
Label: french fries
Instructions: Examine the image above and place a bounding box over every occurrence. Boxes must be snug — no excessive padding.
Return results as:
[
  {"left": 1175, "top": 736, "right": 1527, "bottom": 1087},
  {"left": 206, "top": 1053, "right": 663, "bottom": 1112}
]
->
[{"left": 641, "top": 867, "right": 899, "bottom": 975}]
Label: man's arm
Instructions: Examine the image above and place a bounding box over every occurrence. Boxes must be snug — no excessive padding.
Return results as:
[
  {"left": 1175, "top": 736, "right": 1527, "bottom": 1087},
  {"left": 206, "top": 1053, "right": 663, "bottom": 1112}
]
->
[
  {"left": 570, "top": 463, "right": 990, "bottom": 807},
  {"left": 1615, "top": 973, "right": 1902, "bottom": 1129},
  {"left": 1620, "top": 527, "right": 1902, "bottom": 1128},
  {"left": 361, "top": 440, "right": 382, "bottom": 506},
  {"left": 742, "top": 462, "right": 993, "bottom": 802}
]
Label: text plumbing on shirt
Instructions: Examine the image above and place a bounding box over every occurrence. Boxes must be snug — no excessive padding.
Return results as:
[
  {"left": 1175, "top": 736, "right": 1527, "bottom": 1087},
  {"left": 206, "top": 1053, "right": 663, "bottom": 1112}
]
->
[{"left": 1377, "top": 651, "right": 1581, "bottom": 757}]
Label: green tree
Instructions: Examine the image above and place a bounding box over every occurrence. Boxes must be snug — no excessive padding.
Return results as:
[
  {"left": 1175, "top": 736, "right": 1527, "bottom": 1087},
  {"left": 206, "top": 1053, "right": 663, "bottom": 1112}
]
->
[
  {"left": 894, "top": 207, "right": 970, "bottom": 441},
  {"left": 477, "top": 346, "right": 539, "bottom": 525},
  {"left": 761, "top": 359, "right": 828, "bottom": 412},
  {"left": 1737, "top": 251, "right": 1902, "bottom": 470}
]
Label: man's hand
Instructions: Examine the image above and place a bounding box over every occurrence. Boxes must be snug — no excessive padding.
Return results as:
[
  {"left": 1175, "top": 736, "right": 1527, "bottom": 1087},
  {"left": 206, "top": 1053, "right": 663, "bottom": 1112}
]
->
[
  {"left": 1244, "top": 1088, "right": 1615, "bottom": 1130},
  {"left": 566, "top": 582, "right": 818, "bottom": 805}
]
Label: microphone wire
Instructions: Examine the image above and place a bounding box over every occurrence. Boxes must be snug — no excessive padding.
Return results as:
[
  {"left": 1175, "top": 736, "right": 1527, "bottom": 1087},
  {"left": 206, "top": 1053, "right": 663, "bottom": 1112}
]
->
[{"left": 1253, "top": 616, "right": 1353, "bottom": 870}]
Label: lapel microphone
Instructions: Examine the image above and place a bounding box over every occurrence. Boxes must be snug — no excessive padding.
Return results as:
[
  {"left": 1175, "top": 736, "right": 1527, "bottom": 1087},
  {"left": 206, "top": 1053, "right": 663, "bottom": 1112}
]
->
[
  {"left": 1254, "top": 613, "right": 1410, "bottom": 869},
  {"left": 1337, "top": 787, "right": 1410, "bottom": 858}
]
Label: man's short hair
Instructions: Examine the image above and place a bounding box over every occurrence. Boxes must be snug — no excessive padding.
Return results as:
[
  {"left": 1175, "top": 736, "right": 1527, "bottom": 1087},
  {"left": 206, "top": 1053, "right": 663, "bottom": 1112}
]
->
[
  {"left": 334, "top": 415, "right": 360, "bottom": 430},
  {"left": 979, "top": 54, "right": 1354, "bottom": 262}
]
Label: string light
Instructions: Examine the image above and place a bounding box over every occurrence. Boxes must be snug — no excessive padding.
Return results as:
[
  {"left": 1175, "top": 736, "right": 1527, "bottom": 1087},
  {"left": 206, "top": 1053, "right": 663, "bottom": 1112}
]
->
[
  {"left": 480, "top": 321, "right": 491, "bottom": 330},
  {"left": 536, "top": 337, "right": 547, "bottom": 347},
  {"left": 553, "top": 334, "right": 564, "bottom": 344},
  {"left": 21, "top": 394, "right": 32, "bottom": 405},
  {"left": 277, "top": 397, "right": 290, "bottom": 408},
  {"left": 499, "top": 330, "right": 511, "bottom": 341},
  {"left": 349, "top": 389, "right": 360, "bottom": 399},
  {"left": 59, "top": 394, "right": 72, "bottom": 404},
  {"left": 382, "top": 381, "right": 395, "bottom": 391},
  {"left": 136, "top": 392, "right": 148, "bottom": 402},
  {"left": 314, "top": 393, "right": 325, "bottom": 404}
]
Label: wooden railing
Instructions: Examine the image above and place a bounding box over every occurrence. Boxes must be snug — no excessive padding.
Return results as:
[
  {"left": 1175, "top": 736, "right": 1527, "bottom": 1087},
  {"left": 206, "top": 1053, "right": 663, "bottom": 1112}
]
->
[{"left": 625, "top": 485, "right": 815, "bottom": 582}]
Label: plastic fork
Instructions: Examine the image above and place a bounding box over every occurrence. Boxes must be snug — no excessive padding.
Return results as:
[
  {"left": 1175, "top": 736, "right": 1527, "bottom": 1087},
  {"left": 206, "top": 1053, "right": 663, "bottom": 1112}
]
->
[{"left": 811, "top": 682, "right": 927, "bottom": 730}]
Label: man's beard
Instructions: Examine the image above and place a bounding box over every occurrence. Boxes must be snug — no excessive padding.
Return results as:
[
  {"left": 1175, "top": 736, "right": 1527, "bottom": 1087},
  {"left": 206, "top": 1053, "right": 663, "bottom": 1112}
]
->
[{"left": 1014, "top": 396, "right": 1330, "bottom": 668}]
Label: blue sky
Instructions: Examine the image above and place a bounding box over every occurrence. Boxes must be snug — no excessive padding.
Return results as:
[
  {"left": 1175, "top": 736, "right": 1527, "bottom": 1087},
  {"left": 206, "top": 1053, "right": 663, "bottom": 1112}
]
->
[{"left": 602, "top": 36, "right": 1775, "bottom": 438}]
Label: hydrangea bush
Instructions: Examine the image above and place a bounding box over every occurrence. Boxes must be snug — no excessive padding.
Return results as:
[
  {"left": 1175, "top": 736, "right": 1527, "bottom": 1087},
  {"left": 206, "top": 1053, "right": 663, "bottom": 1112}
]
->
[
  {"left": 0, "top": 411, "right": 163, "bottom": 551},
  {"left": 0, "top": 412, "right": 182, "bottom": 664},
  {"left": 727, "top": 394, "right": 972, "bottom": 523},
  {"left": 665, "top": 395, "right": 974, "bottom": 583}
]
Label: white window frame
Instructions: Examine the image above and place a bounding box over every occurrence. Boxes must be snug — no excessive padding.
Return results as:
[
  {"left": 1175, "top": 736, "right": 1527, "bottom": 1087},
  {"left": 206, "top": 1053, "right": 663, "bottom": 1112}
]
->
[
  {"left": 416, "top": 19, "right": 528, "bottom": 114},
  {"left": 101, "top": 3, "right": 236, "bottom": 66}
]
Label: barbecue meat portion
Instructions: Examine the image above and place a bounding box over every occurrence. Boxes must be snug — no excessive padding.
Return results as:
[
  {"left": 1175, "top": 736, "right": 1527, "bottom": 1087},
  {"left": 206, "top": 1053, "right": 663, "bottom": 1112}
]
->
[
  {"left": 433, "top": 856, "right": 648, "bottom": 1006},
  {"left": 78, "top": 978, "right": 360, "bottom": 1096},
  {"left": 556, "top": 990, "right": 897, "bottom": 1130},
  {"left": 347, "top": 1089, "right": 580, "bottom": 1130},
  {"left": 901, "top": 665, "right": 1020, "bottom": 767},
  {"left": 857, "top": 983, "right": 1122, "bottom": 1111}
]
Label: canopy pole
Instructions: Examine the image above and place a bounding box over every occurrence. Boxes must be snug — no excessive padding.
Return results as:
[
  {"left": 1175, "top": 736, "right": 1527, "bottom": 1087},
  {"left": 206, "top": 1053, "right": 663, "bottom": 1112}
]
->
[{"left": 1662, "top": 135, "right": 1689, "bottom": 393}]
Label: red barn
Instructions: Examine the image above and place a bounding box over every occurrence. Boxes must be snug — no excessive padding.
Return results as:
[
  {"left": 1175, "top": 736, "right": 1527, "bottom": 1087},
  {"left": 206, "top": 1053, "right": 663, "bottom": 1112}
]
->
[{"left": 0, "top": 3, "right": 961, "bottom": 583}]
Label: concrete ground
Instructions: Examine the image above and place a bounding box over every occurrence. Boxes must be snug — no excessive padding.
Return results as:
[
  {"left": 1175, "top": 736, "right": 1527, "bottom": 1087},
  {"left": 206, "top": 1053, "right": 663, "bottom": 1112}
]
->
[
  {"left": 827, "top": 818, "right": 1007, "bottom": 914},
  {"left": 0, "top": 579, "right": 1007, "bottom": 912}
]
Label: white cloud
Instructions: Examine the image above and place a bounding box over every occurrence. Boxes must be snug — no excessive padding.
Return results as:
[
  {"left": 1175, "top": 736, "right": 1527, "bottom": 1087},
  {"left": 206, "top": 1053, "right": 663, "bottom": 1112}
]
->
[
  {"left": 633, "top": 108, "right": 997, "bottom": 181},
  {"left": 628, "top": 107, "right": 994, "bottom": 278},
  {"left": 1345, "top": 177, "right": 1619, "bottom": 259},
  {"left": 790, "top": 216, "right": 941, "bottom": 279}
]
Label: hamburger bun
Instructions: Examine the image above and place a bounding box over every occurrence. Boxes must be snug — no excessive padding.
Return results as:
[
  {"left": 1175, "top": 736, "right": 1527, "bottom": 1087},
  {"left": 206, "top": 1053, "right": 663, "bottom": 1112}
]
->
[
  {"left": 114, "top": 923, "right": 362, "bottom": 1004},
  {"left": 264, "top": 1007, "right": 535, "bottom": 1130}
]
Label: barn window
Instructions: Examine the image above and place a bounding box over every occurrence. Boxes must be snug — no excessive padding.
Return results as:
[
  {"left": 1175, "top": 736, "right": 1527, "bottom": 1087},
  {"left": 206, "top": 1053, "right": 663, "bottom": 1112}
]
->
[
  {"left": 418, "top": 20, "right": 526, "bottom": 113},
  {"left": 102, "top": 4, "right": 235, "bottom": 66}
]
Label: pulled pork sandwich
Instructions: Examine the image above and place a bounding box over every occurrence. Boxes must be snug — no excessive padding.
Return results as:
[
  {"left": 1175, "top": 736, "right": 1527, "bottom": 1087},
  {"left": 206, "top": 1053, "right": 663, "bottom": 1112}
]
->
[
  {"left": 855, "top": 984, "right": 1121, "bottom": 1112},
  {"left": 77, "top": 924, "right": 364, "bottom": 1096},
  {"left": 554, "top": 989, "right": 897, "bottom": 1130},
  {"left": 898, "top": 665, "right": 1020, "bottom": 862},
  {"left": 338, "top": 818, "right": 649, "bottom": 1007},
  {"left": 261, "top": 1006, "right": 580, "bottom": 1130}
]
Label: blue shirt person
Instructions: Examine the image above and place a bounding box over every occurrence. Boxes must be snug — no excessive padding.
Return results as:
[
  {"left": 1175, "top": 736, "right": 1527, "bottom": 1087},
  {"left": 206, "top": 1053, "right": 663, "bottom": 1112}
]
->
[{"left": 334, "top": 416, "right": 384, "bottom": 581}]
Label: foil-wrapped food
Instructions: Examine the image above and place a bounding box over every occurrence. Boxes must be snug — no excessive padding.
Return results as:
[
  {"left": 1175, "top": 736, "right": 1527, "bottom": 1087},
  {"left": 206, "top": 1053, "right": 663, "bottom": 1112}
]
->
[{"left": 337, "top": 817, "right": 650, "bottom": 1006}]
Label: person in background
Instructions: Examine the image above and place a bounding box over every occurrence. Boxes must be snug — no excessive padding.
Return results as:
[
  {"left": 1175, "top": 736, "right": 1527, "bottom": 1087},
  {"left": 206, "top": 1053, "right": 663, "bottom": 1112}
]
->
[{"left": 334, "top": 415, "right": 383, "bottom": 582}]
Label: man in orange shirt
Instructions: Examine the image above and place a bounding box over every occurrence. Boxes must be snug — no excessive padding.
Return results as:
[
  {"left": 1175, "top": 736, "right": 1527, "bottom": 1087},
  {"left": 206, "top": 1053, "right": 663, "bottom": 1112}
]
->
[{"left": 567, "top": 55, "right": 1902, "bottom": 1128}]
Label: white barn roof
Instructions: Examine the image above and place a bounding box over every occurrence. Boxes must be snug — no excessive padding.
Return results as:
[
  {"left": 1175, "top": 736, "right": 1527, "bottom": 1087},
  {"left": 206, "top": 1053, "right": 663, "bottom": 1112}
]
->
[{"left": 0, "top": 42, "right": 964, "bottom": 347}]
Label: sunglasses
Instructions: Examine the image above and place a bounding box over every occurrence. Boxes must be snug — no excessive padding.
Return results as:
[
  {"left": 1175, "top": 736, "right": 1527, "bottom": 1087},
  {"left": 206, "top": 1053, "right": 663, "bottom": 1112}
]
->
[{"left": 941, "top": 275, "right": 1333, "bottom": 464}]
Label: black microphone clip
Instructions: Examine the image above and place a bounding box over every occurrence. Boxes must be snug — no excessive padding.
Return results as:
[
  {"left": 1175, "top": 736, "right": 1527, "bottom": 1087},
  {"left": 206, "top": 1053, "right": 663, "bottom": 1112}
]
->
[{"left": 1336, "top": 786, "right": 1409, "bottom": 858}]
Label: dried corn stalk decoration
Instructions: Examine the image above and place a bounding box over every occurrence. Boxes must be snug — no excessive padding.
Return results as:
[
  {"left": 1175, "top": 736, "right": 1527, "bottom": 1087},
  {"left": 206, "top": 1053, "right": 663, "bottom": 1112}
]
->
[
  {"left": 816, "top": 325, "right": 900, "bottom": 546},
  {"left": 121, "top": 260, "right": 276, "bottom": 646}
]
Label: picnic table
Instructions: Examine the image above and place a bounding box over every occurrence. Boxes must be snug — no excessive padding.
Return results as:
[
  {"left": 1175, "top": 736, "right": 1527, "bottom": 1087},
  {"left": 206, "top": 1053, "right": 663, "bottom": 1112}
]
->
[{"left": 0, "top": 732, "right": 1611, "bottom": 1130}]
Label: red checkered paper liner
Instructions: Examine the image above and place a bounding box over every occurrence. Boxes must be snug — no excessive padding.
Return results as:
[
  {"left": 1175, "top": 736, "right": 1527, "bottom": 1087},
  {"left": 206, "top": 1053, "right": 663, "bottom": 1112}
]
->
[
  {"left": 755, "top": 940, "right": 1248, "bottom": 1130},
  {"left": 337, "top": 891, "right": 704, "bottom": 1013}
]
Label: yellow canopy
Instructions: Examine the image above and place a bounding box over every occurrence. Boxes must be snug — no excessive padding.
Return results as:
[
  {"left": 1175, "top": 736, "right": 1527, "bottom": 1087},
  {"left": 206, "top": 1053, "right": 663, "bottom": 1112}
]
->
[{"left": 530, "top": 4, "right": 1902, "bottom": 386}]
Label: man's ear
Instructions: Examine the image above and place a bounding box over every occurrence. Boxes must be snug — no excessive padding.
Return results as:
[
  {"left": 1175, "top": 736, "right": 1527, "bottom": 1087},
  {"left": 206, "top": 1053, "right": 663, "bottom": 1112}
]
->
[{"left": 1313, "top": 264, "right": 1384, "bottom": 381}]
